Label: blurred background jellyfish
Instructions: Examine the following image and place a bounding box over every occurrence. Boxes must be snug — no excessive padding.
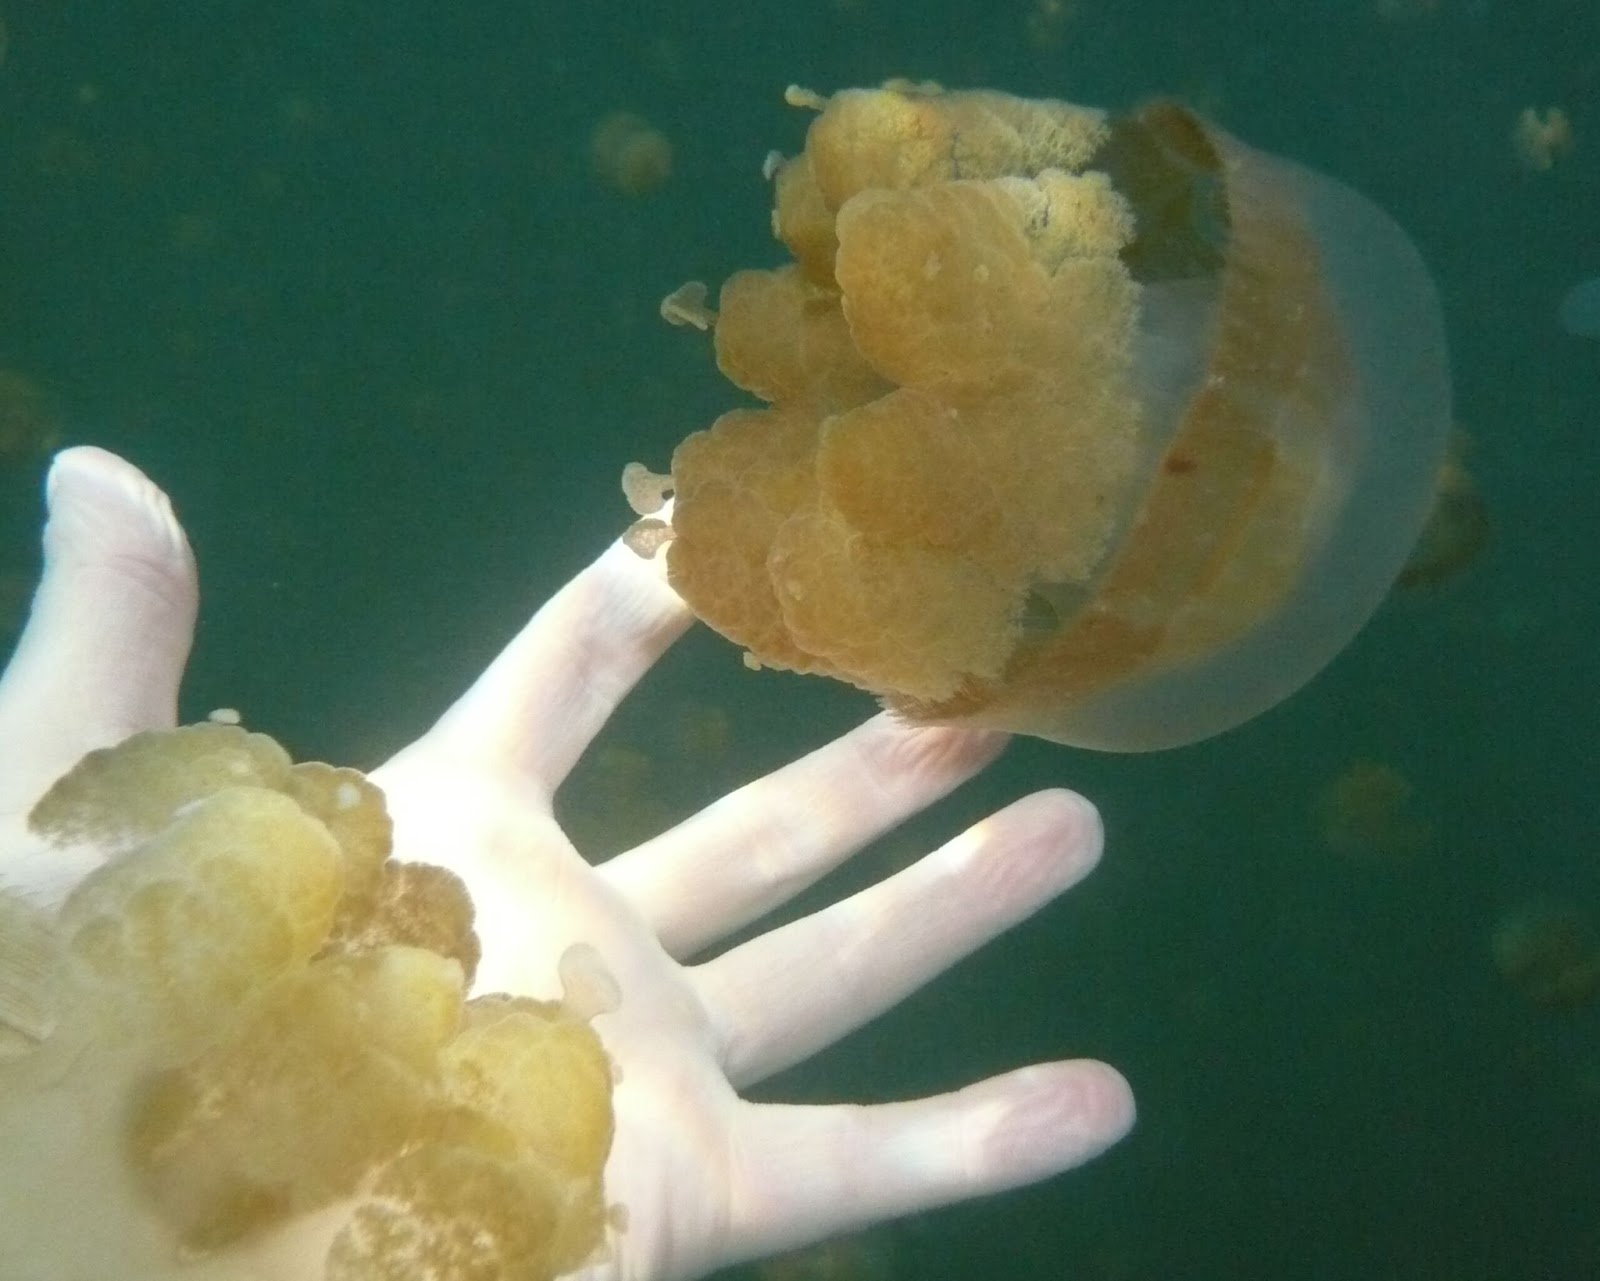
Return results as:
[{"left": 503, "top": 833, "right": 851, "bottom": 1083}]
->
[
  {"left": 591, "top": 111, "right": 675, "bottom": 198},
  {"left": 1559, "top": 277, "right": 1600, "bottom": 339},
  {"left": 1511, "top": 105, "right": 1573, "bottom": 172},
  {"left": 1315, "top": 758, "right": 1434, "bottom": 860},
  {"left": 0, "top": 370, "right": 61, "bottom": 466},
  {"left": 1492, "top": 900, "right": 1600, "bottom": 1009},
  {"left": 759, "top": 1229, "right": 896, "bottom": 1281},
  {"left": 1396, "top": 434, "right": 1489, "bottom": 590}
]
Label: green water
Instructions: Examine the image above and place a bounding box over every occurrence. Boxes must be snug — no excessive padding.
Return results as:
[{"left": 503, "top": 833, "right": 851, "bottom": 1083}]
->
[{"left": 2, "top": 1, "right": 1596, "bottom": 1277}]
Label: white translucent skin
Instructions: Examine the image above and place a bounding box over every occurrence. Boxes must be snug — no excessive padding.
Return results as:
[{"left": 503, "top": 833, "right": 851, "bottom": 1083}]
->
[{"left": 0, "top": 446, "right": 1134, "bottom": 1281}]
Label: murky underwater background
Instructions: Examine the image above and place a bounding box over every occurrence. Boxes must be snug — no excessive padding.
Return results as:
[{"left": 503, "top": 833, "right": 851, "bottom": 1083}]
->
[{"left": 2, "top": 1, "right": 1597, "bottom": 1277}]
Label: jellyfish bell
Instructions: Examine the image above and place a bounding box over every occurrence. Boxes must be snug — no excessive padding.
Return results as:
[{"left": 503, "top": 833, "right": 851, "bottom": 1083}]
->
[
  {"left": 637, "top": 84, "right": 1451, "bottom": 751},
  {"left": 1039, "top": 100, "right": 1453, "bottom": 748}
]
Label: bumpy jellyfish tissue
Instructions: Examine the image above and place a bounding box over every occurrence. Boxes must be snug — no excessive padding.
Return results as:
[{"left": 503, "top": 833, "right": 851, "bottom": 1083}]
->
[{"left": 0, "top": 723, "right": 617, "bottom": 1281}]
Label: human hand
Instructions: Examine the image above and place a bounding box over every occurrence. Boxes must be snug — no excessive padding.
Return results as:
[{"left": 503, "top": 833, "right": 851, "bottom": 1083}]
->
[{"left": 0, "top": 446, "right": 1134, "bottom": 1280}]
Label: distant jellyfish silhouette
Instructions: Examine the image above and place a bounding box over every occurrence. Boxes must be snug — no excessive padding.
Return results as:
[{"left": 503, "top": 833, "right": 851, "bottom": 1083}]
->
[
  {"left": 1560, "top": 277, "right": 1600, "bottom": 338},
  {"left": 1493, "top": 900, "right": 1600, "bottom": 1008}
]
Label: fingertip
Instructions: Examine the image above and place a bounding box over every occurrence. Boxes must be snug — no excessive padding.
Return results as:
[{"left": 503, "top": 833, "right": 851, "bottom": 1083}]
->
[
  {"left": 1049, "top": 787, "right": 1105, "bottom": 871},
  {"left": 1005, "top": 788, "right": 1106, "bottom": 887},
  {"left": 44, "top": 447, "right": 194, "bottom": 584},
  {"left": 988, "top": 1058, "right": 1136, "bottom": 1181},
  {"left": 1071, "top": 1057, "right": 1138, "bottom": 1148}
]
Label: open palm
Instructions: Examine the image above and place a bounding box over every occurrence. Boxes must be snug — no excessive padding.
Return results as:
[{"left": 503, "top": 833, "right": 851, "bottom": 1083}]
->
[{"left": 0, "top": 446, "right": 1134, "bottom": 1281}]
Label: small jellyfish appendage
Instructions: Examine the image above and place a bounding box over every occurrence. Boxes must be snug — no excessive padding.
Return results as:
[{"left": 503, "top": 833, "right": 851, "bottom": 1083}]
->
[
  {"left": 621, "top": 461, "right": 673, "bottom": 515},
  {"left": 557, "top": 942, "right": 622, "bottom": 1021},
  {"left": 659, "top": 281, "right": 716, "bottom": 331},
  {"left": 621, "top": 463, "right": 676, "bottom": 559},
  {"left": 653, "top": 83, "right": 1450, "bottom": 750}
]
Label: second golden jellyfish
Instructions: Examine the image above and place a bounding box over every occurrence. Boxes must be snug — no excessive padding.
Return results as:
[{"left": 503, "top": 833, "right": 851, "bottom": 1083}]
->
[{"left": 631, "top": 83, "right": 1451, "bottom": 750}]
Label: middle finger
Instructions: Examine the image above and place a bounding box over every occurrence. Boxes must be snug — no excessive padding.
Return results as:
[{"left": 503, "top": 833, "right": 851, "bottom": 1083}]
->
[{"left": 692, "top": 787, "right": 1103, "bottom": 1088}]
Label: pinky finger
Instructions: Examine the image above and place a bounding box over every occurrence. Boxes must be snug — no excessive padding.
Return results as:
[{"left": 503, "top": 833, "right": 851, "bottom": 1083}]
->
[{"left": 723, "top": 1059, "right": 1135, "bottom": 1269}]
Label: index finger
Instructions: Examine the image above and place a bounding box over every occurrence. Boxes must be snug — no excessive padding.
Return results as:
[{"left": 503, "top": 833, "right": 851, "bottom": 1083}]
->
[{"left": 403, "top": 533, "right": 690, "bottom": 797}]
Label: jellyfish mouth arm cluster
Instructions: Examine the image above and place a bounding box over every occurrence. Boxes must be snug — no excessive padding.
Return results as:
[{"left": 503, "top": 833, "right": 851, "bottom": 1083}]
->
[{"left": 0, "top": 445, "right": 1132, "bottom": 1281}]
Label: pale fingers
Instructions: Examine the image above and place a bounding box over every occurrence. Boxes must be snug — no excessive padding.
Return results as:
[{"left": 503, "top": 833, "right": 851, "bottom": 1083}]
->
[
  {"left": 0, "top": 447, "right": 197, "bottom": 818},
  {"left": 602, "top": 714, "right": 1008, "bottom": 958},
  {"left": 405, "top": 535, "right": 690, "bottom": 797},
  {"left": 694, "top": 788, "right": 1102, "bottom": 1088},
  {"left": 720, "top": 1059, "right": 1135, "bottom": 1271}
]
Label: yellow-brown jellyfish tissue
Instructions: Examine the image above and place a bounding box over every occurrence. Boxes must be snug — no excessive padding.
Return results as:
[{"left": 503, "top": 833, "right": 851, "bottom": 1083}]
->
[
  {"left": 0, "top": 723, "right": 616, "bottom": 1281},
  {"left": 635, "top": 83, "right": 1451, "bottom": 750}
]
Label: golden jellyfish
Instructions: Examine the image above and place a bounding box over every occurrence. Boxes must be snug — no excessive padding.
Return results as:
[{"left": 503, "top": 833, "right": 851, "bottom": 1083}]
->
[
  {"left": 0, "top": 724, "right": 617, "bottom": 1280},
  {"left": 627, "top": 82, "right": 1451, "bottom": 749}
]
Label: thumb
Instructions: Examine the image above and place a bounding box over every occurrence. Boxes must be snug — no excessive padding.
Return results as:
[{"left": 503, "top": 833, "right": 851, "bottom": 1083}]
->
[{"left": 0, "top": 446, "right": 198, "bottom": 816}]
